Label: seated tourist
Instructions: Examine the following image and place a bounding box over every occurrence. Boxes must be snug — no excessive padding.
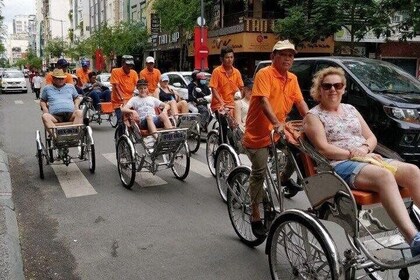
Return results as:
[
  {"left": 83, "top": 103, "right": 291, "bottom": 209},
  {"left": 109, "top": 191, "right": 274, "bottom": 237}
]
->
[
  {"left": 158, "top": 74, "right": 189, "bottom": 118},
  {"left": 40, "top": 69, "right": 83, "bottom": 134},
  {"left": 303, "top": 66, "right": 420, "bottom": 257},
  {"left": 84, "top": 72, "right": 111, "bottom": 110},
  {"left": 121, "top": 79, "right": 173, "bottom": 137}
]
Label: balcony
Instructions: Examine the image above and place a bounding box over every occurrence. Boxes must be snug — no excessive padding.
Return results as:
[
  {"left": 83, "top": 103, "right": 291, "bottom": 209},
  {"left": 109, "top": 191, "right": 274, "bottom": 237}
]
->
[{"left": 208, "top": 11, "right": 278, "bottom": 37}]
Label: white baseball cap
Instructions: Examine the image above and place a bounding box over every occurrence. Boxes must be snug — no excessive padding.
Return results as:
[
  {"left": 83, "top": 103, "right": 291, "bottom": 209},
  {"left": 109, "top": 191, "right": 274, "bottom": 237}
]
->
[
  {"left": 272, "top": 40, "right": 297, "bottom": 53},
  {"left": 146, "top": 56, "right": 155, "bottom": 63}
]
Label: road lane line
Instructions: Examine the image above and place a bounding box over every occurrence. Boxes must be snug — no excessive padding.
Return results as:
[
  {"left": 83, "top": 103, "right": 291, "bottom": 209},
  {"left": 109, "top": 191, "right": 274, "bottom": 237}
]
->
[
  {"left": 51, "top": 163, "right": 97, "bottom": 198},
  {"left": 189, "top": 157, "right": 213, "bottom": 178},
  {"left": 14, "top": 100, "right": 24, "bottom": 104},
  {"left": 102, "top": 153, "right": 167, "bottom": 187}
]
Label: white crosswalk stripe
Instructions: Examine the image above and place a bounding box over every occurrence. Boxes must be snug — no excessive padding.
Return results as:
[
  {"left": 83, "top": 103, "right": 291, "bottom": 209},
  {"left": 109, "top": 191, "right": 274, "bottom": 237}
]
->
[
  {"left": 51, "top": 163, "right": 97, "bottom": 198},
  {"left": 102, "top": 153, "right": 168, "bottom": 187},
  {"left": 189, "top": 157, "right": 213, "bottom": 178},
  {"left": 14, "top": 100, "right": 24, "bottom": 104}
]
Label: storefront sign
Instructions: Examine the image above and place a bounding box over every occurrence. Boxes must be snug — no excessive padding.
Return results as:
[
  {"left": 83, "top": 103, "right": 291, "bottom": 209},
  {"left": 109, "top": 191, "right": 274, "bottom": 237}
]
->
[{"left": 296, "top": 37, "right": 334, "bottom": 53}]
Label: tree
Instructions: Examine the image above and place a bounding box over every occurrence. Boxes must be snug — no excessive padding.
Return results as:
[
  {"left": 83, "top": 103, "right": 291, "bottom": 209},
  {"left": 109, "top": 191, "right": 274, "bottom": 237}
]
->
[
  {"left": 72, "top": 21, "right": 149, "bottom": 71},
  {"left": 274, "top": 0, "right": 419, "bottom": 55},
  {"left": 44, "top": 37, "right": 67, "bottom": 58},
  {"left": 151, "top": 0, "right": 213, "bottom": 70}
]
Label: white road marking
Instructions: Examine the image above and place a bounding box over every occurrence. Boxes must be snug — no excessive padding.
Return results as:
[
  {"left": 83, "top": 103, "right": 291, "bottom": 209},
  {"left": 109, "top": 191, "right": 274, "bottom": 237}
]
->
[
  {"left": 51, "top": 163, "right": 97, "bottom": 198},
  {"left": 102, "top": 153, "right": 167, "bottom": 187},
  {"left": 14, "top": 100, "right": 24, "bottom": 104},
  {"left": 189, "top": 157, "right": 213, "bottom": 178},
  {"left": 34, "top": 100, "right": 40, "bottom": 104}
]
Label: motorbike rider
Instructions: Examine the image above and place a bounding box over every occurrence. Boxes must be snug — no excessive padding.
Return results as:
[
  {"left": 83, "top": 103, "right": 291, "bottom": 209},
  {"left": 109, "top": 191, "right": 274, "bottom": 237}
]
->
[
  {"left": 83, "top": 71, "right": 111, "bottom": 110},
  {"left": 188, "top": 72, "right": 211, "bottom": 131}
]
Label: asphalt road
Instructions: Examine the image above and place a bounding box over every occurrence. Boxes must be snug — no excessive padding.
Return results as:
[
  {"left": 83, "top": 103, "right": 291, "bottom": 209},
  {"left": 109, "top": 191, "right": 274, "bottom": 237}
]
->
[{"left": 1, "top": 90, "right": 292, "bottom": 280}]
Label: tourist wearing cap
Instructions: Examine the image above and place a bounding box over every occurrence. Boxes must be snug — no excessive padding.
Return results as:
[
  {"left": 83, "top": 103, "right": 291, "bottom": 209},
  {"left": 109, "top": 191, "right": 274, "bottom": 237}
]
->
[
  {"left": 40, "top": 69, "right": 83, "bottom": 132},
  {"left": 110, "top": 55, "right": 138, "bottom": 122},
  {"left": 76, "top": 59, "right": 91, "bottom": 87},
  {"left": 242, "top": 40, "right": 309, "bottom": 237},
  {"left": 45, "top": 58, "right": 73, "bottom": 85},
  {"left": 122, "top": 79, "right": 173, "bottom": 137},
  {"left": 209, "top": 46, "right": 244, "bottom": 143},
  {"left": 158, "top": 74, "right": 189, "bottom": 117},
  {"left": 139, "top": 56, "right": 161, "bottom": 96}
]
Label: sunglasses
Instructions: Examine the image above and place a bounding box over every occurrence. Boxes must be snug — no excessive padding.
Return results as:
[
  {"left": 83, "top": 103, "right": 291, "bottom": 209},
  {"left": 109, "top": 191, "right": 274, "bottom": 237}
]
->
[{"left": 321, "top": 82, "right": 344, "bottom": 90}]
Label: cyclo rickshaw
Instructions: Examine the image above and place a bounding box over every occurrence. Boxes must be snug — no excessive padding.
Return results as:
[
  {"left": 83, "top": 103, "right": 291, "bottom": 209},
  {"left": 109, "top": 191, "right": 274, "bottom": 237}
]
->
[
  {"left": 79, "top": 94, "right": 118, "bottom": 127},
  {"left": 35, "top": 120, "right": 96, "bottom": 179},
  {"left": 115, "top": 114, "right": 191, "bottom": 189},
  {"left": 227, "top": 120, "right": 420, "bottom": 279}
]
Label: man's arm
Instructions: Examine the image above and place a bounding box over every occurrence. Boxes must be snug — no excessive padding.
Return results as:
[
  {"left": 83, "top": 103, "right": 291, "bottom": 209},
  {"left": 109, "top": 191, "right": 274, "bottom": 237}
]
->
[
  {"left": 260, "top": 96, "right": 283, "bottom": 131},
  {"left": 295, "top": 100, "right": 309, "bottom": 118},
  {"left": 210, "top": 87, "right": 225, "bottom": 106},
  {"left": 40, "top": 100, "right": 49, "bottom": 114}
]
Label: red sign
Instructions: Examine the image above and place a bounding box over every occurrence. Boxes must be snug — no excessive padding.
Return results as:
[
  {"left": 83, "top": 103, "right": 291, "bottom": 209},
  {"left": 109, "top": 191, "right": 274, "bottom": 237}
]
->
[
  {"left": 194, "top": 26, "right": 208, "bottom": 70},
  {"left": 95, "top": 49, "right": 105, "bottom": 71}
]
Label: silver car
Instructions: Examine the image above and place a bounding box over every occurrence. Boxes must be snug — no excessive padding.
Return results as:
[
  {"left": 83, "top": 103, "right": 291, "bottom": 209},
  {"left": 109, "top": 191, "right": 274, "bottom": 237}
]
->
[
  {"left": 163, "top": 71, "right": 211, "bottom": 100},
  {"left": 0, "top": 70, "right": 28, "bottom": 93},
  {"left": 96, "top": 73, "right": 112, "bottom": 91}
]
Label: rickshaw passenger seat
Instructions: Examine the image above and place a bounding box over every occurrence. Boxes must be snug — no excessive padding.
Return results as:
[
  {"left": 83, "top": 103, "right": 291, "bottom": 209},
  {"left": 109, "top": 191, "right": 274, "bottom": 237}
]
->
[{"left": 285, "top": 121, "right": 411, "bottom": 206}]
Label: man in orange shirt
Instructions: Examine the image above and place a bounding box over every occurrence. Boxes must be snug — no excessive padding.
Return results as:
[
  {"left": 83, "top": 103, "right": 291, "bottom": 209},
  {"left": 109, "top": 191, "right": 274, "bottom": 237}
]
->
[
  {"left": 139, "top": 56, "right": 161, "bottom": 96},
  {"left": 110, "top": 55, "right": 138, "bottom": 125},
  {"left": 76, "top": 59, "right": 91, "bottom": 87},
  {"left": 45, "top": 59, "right": 73, "bottom": 85},
  {"left": 209, "top": 46, "right": 244, "bottom": 143},
  {"left": 242, "top": 40, "right": 308, "bottom": 237}
]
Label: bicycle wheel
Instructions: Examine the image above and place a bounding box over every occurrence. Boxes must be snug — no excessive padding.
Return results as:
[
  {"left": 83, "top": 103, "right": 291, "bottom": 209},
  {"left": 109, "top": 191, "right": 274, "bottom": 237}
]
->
[
  {"left": 37, "top": 149, "right": 44, "bottom": 179},
  {"left": 171, "top": 142, "right": 190, "bottom": 180},
  {"left": 187, "top": 124, "right": 201, "bottom": 154},
  {"left": 109, "top": 112, "right": 118, "bottom": 128},
  {"left": 206, "top": 130, "right": 219, "bottom": 177},
  {"left": 117, "top": 137, "right": 136, "bottom": 189},
  {"left": 85, "top": 143, "right": 95, "bottom": 173},
  {"left": 215, "top": 146, "right": 240, "bottom": 202},
  {"left": 268, "top": 212, "right": 338, "bottom": 280},
  {"left": 227, "top": 166, "right": 266, "bottom": 247}
]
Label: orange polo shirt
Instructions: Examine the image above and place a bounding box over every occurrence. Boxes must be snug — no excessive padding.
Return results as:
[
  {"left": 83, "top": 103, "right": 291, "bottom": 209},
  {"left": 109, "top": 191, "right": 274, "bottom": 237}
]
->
[
  {"left": 110, "top": 67, "right": 138, "bottom": 108},
  {"left": 243, "top": 65, "right": 303, "bottom": 149},
  {"left": 76, "top": 68, "right": 90, "bottom": 87},
  {"left": 139, "top": 68, "right": 161, "bottom": 94},
  {"left": 45, "top": 72, "right": 73, "bottom": 85},
  {"left": 209, "top": 65, "right": 244, "bottom": 111}
]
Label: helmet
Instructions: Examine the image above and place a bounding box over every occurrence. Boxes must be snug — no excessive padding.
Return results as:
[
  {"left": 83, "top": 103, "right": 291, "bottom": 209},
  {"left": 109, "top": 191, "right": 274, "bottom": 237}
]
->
[
  {"left": 196, "top": 72, "right": 207, "bottom": 80},
  {"left": 81, "top": 59, "right": 90, "bottom": 67},
  {"left": 56, "top": 58, "right": 69, "bottom": 68},
  {"left": 191, "top": 70, "right": 200, "bottom": 81}
]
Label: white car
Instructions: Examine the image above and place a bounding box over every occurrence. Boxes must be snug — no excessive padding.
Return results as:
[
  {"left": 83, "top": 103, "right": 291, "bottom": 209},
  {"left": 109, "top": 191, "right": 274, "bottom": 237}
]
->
[
  {"left": 96, "top": 73, "right": 112, "bottom": 91},
  {"left": 163, "top": 71, "right": 211, "bottom": 100},
  {"left": 0, "top": 70, "right": 28, "bottom": 94}
]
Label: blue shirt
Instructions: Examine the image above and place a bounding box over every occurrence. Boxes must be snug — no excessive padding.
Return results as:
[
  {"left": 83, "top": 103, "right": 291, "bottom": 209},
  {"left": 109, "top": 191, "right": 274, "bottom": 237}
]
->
[{"left": 41, "top": 84, "right": 79, "bottom": 114}]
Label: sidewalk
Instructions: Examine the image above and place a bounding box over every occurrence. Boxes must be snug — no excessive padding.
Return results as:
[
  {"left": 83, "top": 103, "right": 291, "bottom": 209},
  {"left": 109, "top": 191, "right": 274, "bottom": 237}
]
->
[{"left": 0, "top": 149, "right": 24, "bottom": 280}]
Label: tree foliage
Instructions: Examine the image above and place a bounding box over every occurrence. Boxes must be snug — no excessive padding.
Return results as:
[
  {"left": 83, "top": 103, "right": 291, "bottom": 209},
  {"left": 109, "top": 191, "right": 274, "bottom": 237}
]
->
[
  {"left": 44, "top": 37, "right": 67, "bottom": 58},
  {"left": 0, "top": 0, "right": 5, "bottom": 54},
  {"left": 151, "top": 0, "right": 213, "bottom": 69},
  {"left": 274, "top": 0, "right": 419, "bottom": 53}
]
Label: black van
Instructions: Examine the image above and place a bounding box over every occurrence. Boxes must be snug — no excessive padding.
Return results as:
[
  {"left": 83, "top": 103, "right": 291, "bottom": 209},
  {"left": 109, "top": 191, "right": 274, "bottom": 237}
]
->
[{"left": 254, "top": 57, "right": 420, "bottom": 165}]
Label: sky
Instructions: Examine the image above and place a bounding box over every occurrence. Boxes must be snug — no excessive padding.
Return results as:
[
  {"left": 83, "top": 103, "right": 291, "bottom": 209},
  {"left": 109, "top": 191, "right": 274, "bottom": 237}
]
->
[{"left": 3, "top": 0, "right": 35, "bottom": 34}]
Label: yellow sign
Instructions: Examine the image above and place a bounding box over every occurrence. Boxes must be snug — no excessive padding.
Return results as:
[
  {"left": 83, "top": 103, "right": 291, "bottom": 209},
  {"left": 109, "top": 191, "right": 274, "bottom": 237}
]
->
[{"left": 189, "top": 33, "right": 334, "bottom": 56}]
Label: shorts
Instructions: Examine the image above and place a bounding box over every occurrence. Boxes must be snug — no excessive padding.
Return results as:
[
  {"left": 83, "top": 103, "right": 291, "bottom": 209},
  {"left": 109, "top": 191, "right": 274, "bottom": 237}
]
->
[
  {"left": 52, "top": 112, "right": 73, "bottom": 123},
  {"left": 140, "top": 116, "right": 163, "bottom": 129},
  {"left": 334, "top": 159, "right": 393, "bottom": 188}
]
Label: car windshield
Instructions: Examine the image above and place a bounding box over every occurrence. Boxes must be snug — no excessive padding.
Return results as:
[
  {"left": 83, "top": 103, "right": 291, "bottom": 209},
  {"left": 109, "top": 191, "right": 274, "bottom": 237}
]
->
[
  {"left": 3, "top": 71, "right": 24, "bottom": 78},
  {"left": 343, "top": 60, "right": 420, "bottom": 94}
]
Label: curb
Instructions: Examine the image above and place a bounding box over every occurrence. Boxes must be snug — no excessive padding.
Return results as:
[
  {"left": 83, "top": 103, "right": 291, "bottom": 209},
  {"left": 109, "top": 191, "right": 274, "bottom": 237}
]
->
[{"left": 0, "top": 149, "right": 24, "bottom": 280}]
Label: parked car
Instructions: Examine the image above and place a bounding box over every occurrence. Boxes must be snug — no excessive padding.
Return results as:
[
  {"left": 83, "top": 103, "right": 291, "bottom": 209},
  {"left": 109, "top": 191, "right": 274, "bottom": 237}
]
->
[
  {"left": 254, "top": 57, "right": 420, "bottom": 165},
  {"left": 0, "top": 70, "right": 28, "bottom": 94},
  {"left": 96, "top": 73, "right": 112, "bottom": 91},
  {"left": 162, "top": 71, "right": 211, "bottom": 100}
]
